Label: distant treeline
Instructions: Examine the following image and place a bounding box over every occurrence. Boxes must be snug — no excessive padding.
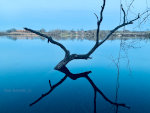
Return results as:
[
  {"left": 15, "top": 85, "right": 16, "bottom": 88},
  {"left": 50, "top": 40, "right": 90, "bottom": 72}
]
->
[{"left": 0, "top": 28, "right": 150, "bottom": 40}]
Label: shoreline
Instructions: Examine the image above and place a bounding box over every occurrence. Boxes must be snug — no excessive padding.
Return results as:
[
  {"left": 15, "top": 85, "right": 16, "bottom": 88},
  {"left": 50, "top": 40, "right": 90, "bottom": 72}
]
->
[{"left": 0, "top": 30, "right": 150, "bottom": 40}]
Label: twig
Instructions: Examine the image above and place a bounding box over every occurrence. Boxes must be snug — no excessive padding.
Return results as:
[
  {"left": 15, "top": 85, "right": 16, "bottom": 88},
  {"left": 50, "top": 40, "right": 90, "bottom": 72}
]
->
[{"left": 121, "top": 4, "right": 126, "bottom": 23}]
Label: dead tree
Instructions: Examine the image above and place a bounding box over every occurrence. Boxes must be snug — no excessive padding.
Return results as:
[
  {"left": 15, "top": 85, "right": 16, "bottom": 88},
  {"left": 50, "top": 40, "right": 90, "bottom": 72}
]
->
[{"left": 24, "top": 0, "right": 149, "bottom": 113}]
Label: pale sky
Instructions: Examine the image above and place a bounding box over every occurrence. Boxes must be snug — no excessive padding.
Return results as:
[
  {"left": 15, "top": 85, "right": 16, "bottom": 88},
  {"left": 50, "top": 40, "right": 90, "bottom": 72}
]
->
[{"left": 0, "top": 0, "right": 149, "bottom": 31}]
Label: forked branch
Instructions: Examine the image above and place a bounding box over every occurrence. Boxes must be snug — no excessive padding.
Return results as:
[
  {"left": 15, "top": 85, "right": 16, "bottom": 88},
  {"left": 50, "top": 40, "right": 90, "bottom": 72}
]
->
[
  {"left": 24, "top": 28, "right": 70, "bottom": 57},
  {"left": 24, "top": 14, "right": 139, "bottom": 65},
  {"left": 24, "top": 0, "right": 149, "bottom": 112}
]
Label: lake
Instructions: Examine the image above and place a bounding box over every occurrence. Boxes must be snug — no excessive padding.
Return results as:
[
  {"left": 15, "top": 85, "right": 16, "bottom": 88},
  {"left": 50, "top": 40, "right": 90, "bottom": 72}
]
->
[{"left": 0, "top": 37, "right": 150, "bottom": 113}]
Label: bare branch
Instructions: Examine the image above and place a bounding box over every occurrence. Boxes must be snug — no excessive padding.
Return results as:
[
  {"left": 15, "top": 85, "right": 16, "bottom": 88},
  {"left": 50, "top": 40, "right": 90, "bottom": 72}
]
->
[
  {"left": 94, "top": 13, "right": 99, "bottom": 22},
  {"left": 140, "top": 13, "right": 150, "bottom": 25},
  {"left": 126, "top": 0, "right": 135, "bottom": 17},
  {"left": 99, "top": 0, "right": 106, "bottom": 25},
  {"left": 26, "top": 1, "right": 147, "bottom": 112},
  {"left": 24, "top": 28, "right": 70, "bottom": 57},
  {"left": 98, "top": 15, "right": 140, "bottom": 47},
  {"left": 72, "top": 15, "right": 140, "bottom": 60},
  {"left": 139, "top": 9, "right": 150, "bottom": 25},
  {"left": 94, "top": 12, "right": 99, "bottom": 44},
  {"left": 96, "top": 21, "right": 100, "bottom": 43},
  {"left": 24, "top": 0, "right": 141, "bottom": 69},
  {"left": 96, "top": 0, "right": 106, "bottom": 43},
  {"left": 121, "top": 4, "right": 126, "bottom": 23}
]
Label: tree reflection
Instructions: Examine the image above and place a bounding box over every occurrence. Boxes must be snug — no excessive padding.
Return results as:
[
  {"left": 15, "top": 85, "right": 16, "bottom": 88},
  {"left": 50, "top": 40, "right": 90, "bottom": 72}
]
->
[{"left": 24, "top": 0, "right": 150, "bottom": 113}]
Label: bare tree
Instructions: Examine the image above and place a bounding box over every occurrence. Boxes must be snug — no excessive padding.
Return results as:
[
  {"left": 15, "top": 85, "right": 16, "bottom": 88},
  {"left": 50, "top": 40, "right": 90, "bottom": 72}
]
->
[{"left": 24, "top": 0, "right": 149, "bottom": 113}]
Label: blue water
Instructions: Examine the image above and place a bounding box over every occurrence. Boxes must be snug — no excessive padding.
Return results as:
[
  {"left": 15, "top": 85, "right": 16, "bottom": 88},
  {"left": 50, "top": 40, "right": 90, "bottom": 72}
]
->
[{"left": 0, "top": 37, "right": 150, "bottom": 113}]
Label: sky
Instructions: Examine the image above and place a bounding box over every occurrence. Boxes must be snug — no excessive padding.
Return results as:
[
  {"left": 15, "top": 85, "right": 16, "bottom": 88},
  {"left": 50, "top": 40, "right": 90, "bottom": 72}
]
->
[{"left": 0, "top": 0, "right": 150, "bottom": 31}]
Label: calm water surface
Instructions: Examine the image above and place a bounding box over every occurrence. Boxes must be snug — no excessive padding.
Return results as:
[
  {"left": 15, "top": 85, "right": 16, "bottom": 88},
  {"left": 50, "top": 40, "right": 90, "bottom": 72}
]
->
[{"left": 0, "top": 37, "right": 150, "bottom": 113}]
